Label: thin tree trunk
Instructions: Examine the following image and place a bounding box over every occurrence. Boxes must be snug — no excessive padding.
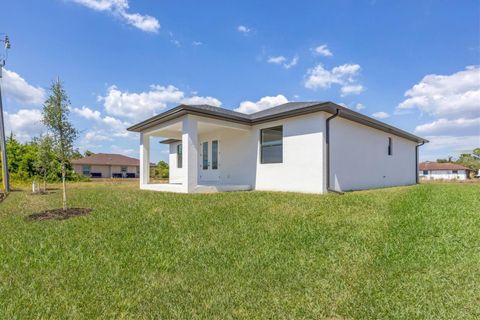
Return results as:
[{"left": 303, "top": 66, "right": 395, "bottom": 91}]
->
[
  {"left": 62, "top": 162, "right": 67, "bottom": 211},
  {"left": 43, "top": 171, "right": 47, "bottom": 193}
]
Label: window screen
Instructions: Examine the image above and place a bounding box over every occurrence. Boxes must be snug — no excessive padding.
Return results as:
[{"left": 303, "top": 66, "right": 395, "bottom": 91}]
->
[
  {"left": 202, "top": 142, "right": 208, "bottom": 170},
  {"left": 177, "top": 144, "right": 182, "bottom": 168},
  {"left": 212, "top": 140, "right": 218, "bottom": 170},
  {"left": 260, "top": 126, "right": 283, "bottom": 164}
]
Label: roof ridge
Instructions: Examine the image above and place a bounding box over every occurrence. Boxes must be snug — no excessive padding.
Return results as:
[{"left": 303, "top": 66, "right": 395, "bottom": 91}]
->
[{"left": 127, "top": 102, "right": 427, "bottom": 143}]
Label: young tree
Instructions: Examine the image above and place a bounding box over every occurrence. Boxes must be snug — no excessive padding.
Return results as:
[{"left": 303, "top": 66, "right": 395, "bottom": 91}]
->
[
  {"left": 42, "top": 79, "right": 78, "bottom": 210},
  {"left": 35, "top": 134, "right": 54, "bottom": 193}
]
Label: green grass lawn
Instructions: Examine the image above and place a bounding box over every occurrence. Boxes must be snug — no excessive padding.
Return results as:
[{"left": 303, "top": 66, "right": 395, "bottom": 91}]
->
[{"left": 0, "top": 182, "right": 479, "bottom": 319}]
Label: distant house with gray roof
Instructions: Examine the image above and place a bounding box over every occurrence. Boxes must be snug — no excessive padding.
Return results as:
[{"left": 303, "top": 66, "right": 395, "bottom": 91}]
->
[{"left": 72, "top": 153, "right": 139, "bottom": 178}]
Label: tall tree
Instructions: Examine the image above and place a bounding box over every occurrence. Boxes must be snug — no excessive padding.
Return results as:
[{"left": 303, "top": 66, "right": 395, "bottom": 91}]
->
[
  {"left": 42, "top": 79, "right": 78, "bottom": 210},
  {"left": 35, "top": 134, "right": 54, "bottom": 193},
  {"left": 84, "top": 150, "right": 94, "bottom": 157}
]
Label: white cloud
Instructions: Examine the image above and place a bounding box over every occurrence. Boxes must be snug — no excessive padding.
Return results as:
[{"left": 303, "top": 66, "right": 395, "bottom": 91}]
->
[
  {"left": 284, "top": 56, "right": 299, "bottom": 69},
  {"left": 420, "top": 135, "right": 480, "bottom": 161},
  {"left": 181, "top": 96, "right": 222, "bottom": 106},
  {"left": 234, "top": 94, "right": 288, "bottom": 114},
  {"left": 2, "top": 69, "right": 45, "bottom": 105},
  {"left": 340, "top": 84, "right": 365, "bottom": 96},
  {"left": 268, "top": 55, "right": 298, "bottom": 69},
  {"left": 192, "top": 41, "right": 203, "bottom": 46},
  {"left": 110, "top": 144, "right": 136, "bottom": 156},
  {"left": 71, "top": 0, "right": 160, "bottom": 32},
  {"left": 73, "top": 106, "right": 102, "bottom": 120},
  {"left": 73, "top": 106, "right": 131, "bottom": 137},
  {"left": 396, "top": 66, "right": 480, "bottom": 118},
  {"left": 237, "top": 25, "right": 251, "bottom": 33},
  {"left": 355, "top": 103, "right": 366, "bottom": 111},
  {"left": 84, "top": 130, "right": 112, "bottom": 141},
  {"left": 268, "top": 56, "right": 287, "bottom": 64},
  {"left": 372, "top": 111, "right": 390, "bottom": 119},
  {"left": 415, "top": 117, "right": 480, "bottom": 136},
  {"left": 398, "top": 66, "right": 480, "bottom": 160},
  {"left": 101, "top": 85, "right": 183, "bottom": 119},
  {"left": 422, "top": 135, "right": 480, "bottom": 151},
  {"left": 99, "top": 85, "right": 222, "bottom": 120},
  {"left": 304, "top": 63, "right": 363, "bottom": 96},
  {"left": 4, "top": 109, "right": 45, "bottom": 142},
  {"left": 313, "top": 44, "right": 333, "bottom": 57}
]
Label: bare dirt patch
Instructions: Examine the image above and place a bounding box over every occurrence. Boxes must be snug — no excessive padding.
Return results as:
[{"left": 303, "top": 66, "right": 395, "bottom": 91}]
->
[
  {"left": 29, "top": 190, "right": 57, "bottom": 196},
  {"left": 27, "top": 208, "right": 92, "bottom": 221}
]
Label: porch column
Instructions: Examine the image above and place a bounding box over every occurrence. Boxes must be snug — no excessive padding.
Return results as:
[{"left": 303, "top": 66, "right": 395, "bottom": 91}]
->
[
  {"left": 139, "top": 132, "right": 150, "bottom": 186},
  {"left": 182, "top": 116, "right": 198, "bottom": 192}
]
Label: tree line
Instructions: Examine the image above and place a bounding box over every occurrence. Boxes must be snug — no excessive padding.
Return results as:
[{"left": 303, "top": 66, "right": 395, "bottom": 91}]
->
[
  {"left": 0, "top": 133, "right": 86, "bottom": 183},
  {"left": 437, "top": 148, "right": 480, "bottom": 174}
]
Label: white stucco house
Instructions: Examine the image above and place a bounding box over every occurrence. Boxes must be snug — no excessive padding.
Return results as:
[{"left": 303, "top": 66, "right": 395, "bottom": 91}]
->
[
  {"left": 127, "top": 102, "right": 428, "bottom": 193},
  {"left": 419, "top": 162, "right": 471, "bottom": 180}
]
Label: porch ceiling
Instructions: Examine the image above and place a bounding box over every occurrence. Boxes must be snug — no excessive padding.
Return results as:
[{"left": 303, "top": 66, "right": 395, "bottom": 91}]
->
[{"left": 146, "top": 116, "right": 249, "bottom": 138}]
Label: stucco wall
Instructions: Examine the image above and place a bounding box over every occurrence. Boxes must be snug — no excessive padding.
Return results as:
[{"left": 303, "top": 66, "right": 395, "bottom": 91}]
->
[
  {"left": 419, "top": 170, "right": 468, "bottom": 180},
  {"left": 252, "top": 112, "right": 325, "bottom": 193},
  {"left": 73, "top": 164, "right": 138, "bottom": 178},
  {"left": 169, "top": 142, "right": 184, "bottom": 183},
  {"left": 161, "top": 111, "right": 419, "bottom": 193},
  {"left": 329, "top": 116, "right": 417, "bottom": 191},
  {"left": 197, "top": 128, "right": 256, "bottom": 185}
]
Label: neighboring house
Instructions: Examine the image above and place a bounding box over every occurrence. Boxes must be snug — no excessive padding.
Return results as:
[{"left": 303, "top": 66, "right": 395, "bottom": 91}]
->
[
  {"left": 72, "top": 153, "right": 140, "bottom": 178},
  {"left": 419, "top": 162, "right": 471, "bottom": 180},
  {"left": 127, "top": 101, "right": 428, "bottom": 193}
]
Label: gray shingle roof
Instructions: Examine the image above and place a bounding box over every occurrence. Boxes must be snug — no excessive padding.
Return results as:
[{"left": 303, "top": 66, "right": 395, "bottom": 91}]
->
[
  {"left": 249, "top": 101, "right": 322, "bottom": 119},
  {"left": 127, "top": 101, "right": 427, "bottom": 143},
  {"left": 186, "top": 104, "right": 249, "bottom": 119}
]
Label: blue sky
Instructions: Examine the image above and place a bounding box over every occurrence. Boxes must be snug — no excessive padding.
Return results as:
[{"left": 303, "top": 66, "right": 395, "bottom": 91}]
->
[{"left": 1, "top": 0, "right": 479, "bottom": 162}]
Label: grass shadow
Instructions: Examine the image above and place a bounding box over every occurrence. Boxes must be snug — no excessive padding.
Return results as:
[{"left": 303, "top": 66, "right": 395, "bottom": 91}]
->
[{"left": 27, "top": 208, "right": 92, "bottom": 221}]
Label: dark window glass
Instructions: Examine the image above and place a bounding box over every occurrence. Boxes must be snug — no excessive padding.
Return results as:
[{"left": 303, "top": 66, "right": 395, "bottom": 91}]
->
[
  {"left": 121, "top": 166, "right": 127, "bottom": 172},
  {"left": 260, "top": 126, "right": 283, "bottom": 164},
  {"left": 388, "top": 137, "right": 393, "bottom": 156},
  {"left": 212, "top": 140, "right": 218, "bottom": 170},
  {"left": 202, "top": 142, "right": 208, "bottom": 169},
  {"left": 82, "top": 165, "right": 91, "bottom": 175},
  {"left": 452, "top": 170, "right": 458, "bottom": 174},
  {"left": 177, "top": 144, "right": 182, "bottom": 168},
  {"left": 423, "top": 170, "right": 428, "bottom": 175}
]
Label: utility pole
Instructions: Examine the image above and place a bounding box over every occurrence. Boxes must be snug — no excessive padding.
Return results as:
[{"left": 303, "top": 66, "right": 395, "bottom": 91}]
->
[{"left": 0, "top": 34, "right": 11, "bottom": 193}]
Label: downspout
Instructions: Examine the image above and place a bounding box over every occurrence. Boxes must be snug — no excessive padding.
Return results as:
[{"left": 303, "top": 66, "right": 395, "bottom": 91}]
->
[
  {"left": 326, "top": 109, "right": 343, "bottom": 194},
  {"left": 415, "top": 141, "right": 425, "bottom": 184}
]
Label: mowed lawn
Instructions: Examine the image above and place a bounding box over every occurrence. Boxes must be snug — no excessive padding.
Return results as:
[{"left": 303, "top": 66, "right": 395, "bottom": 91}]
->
[{"left": 0, "top": 182, "right": 479, "bottom": 319}]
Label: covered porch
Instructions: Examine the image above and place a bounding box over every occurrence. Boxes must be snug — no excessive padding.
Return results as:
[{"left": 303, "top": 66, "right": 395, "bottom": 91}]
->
[{"left": 139, "top": 114, "right": 254, "bottom": 193}]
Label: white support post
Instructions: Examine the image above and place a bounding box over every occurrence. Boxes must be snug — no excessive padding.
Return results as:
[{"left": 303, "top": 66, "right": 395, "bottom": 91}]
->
[
  {"left": 182, "top": 116, "right": 198, "bottom": 193},
  {"left": 139, "top": 132, "right": 150, "bottom": 187}
]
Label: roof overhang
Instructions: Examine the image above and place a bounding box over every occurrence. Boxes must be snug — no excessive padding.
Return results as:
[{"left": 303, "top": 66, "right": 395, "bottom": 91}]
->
[
  {"left": 159, "top": 138, "right": 181, "bottom": 144},
  {"left": 127, "top": 102, "right": 428, "bottom": 144}
]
